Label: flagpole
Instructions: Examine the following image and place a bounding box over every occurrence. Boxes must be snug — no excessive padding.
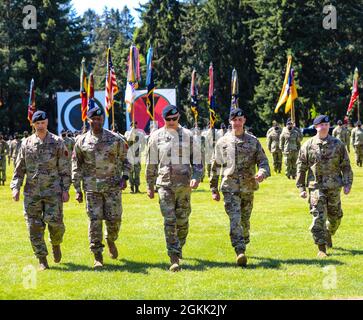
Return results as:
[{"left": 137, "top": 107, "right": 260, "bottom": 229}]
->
[{"left": 358, "top": 97, "right": 360, "bottom": 122}]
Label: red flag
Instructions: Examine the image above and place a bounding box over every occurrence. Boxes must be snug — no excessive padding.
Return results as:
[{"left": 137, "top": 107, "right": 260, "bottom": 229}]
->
[
  {"left": 347, "top": 67, "right": 359, "bottom": 114},
  {"left": 27, "top": 79, "right": 36, "bottom": 123},
  {"left": 80, "top": 58, "right": 88, "bottom": 121}
]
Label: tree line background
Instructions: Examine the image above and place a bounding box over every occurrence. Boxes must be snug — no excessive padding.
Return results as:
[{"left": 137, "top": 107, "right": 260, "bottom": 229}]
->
[{"left": 0, "top": 0, "right": 362, "bottom": 136}]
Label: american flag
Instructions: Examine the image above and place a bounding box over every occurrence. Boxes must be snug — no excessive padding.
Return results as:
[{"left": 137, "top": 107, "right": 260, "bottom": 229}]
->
[{"left": 105, "top": 47, "right": 119, "bottom": 116}]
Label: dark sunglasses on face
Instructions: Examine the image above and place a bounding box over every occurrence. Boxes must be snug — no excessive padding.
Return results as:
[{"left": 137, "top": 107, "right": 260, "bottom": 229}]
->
[{"left": 165, "top": 116, "right": 178, "bottom": 122}]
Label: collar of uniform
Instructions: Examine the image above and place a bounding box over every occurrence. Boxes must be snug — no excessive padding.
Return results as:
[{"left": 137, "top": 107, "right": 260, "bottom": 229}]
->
[
  {"left": 90, "top": 128, "right": 104, "bottom": 138},
  {"left": 33, "top": 131, "right": 50, "bottom": 144},
  {"left": 313, "top": 134, "right": 331, "bottom": 145}
]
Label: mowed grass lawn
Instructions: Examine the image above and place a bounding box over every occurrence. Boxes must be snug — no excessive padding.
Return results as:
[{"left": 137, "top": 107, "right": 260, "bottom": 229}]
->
[{"left": 0, "top": 137, "right": 363, "bottom": 300}]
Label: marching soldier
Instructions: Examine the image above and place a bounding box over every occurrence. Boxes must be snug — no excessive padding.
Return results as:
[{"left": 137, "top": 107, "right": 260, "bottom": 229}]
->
[
  {"left": 124, "top": 121, "right": 146, "bottom": 193},
  {"left": 72, "top": 106, "right": 130, "bottom": 268},
  {"left": 210, "top": 108, "right": 270, "bottom": 267},
  {"left": 332, "top": 120, "right": 350, "bottom": 152},
  {"left": 0, "top": 133, "right": 9, "bottom": 185},
  {"left": 296, "top": 115, "right": 353, "bottom": 257},
  {"left": 279, "top": 118, "right": 302, "bottom": 179},
  {"left": 351, "top": 120, "right": 363, "bottom": 167},
  {"left": 266, "top": 121, "right": 282, "bottom": 173},
  {"left": 146, "top": 105, "right": 203, "bottom": 272},
  {"left": 10, "top": 111, "right": 71, "bottom": 270}
]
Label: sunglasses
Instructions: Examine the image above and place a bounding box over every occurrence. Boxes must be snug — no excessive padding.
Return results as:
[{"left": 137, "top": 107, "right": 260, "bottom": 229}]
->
[{"left": 165, "top": 116, "right": 179, "bottom": 122}]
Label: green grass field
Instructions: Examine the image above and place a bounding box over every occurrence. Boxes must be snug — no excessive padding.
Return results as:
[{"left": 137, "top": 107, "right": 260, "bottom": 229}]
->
[{"left": 1, "top": 137, "right": 363, "bottom": 300}]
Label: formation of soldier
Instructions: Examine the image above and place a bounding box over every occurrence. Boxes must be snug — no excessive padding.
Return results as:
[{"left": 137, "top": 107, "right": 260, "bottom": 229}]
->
[{"left": 5, "top": 104, "right": 360, "bottom": 272}]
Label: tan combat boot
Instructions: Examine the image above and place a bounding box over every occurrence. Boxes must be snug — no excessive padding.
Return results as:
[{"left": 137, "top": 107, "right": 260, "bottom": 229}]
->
[
  {"left": 52, "top": 245, "right": 62, "bottom": 263},
  {"left": 236, "top": 253, "right": 248, "bottom": 267},
  {"left": 169, "top": 255, "right": 180, "bottom": 272},
  {"left": 106, "top": 239, "right": 118, "bottom": 259},
  {"left": 317, "top": 244, "right": 328, "bottom": 258},
  {"left": 94, "top": 252, "right": 103, "bottom": 269},
  {"left": 38, "top": 257, "right": 49, "bottom": 271}
]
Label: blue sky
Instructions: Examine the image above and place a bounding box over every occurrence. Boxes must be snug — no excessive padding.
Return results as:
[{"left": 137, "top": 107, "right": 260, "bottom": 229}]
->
[{"left": 71, "top": 0, "right": 147, "bottom": 23}]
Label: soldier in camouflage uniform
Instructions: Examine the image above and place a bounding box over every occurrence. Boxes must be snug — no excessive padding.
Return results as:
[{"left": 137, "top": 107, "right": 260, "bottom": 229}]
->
[
  {"left": 146, "top": 105, "right": 203, "bottom": 272},
  {"left": 296, "top": 115, "right": 353, "bottom": 258},
  {"left": 332, "top": 120, "right": 350, "bottom": 153},
  {"left": 279, "top": 118, "right": 302, "bottom": 179},
  {"left": 10, "top": 111, "right": 71, "bottom": 270},
  {"left": 266, "top": 122, "right": 282, "bottom": 173},
  {"left": 72, "top": 106, "right": 130, "bottom": 268},
  {"left": 9, "top": 133, "right": 22, "bottom": 167},
  {"left": 351, "top": 121, "right": 363, "bottom": 167},
  {"left": 210, "top": 108, "right": 270, "bottom": 267},
  {"left": 124, "top": 121, "right": 146, "bottom": 193},
  {"left": 0, "top": 134, "right": 9, "bottom": 185},
  {"left": 202, "top": 126, "right": 219, "bottom": 181}
]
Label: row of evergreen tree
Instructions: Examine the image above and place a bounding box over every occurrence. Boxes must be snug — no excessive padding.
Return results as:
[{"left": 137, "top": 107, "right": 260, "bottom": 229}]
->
[{"left": 0, "top": 0, "right": 362, "bottom": 136}]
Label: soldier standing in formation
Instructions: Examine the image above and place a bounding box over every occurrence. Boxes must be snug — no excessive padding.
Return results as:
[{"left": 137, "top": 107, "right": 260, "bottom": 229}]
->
[
  {"left": 146, "top": 105, "right": 203, "bottom": 272},
  {"left": 351, "top": 120, "right": 363, "bottom": 167},
  {"left": 279, "top": 118, "right": 302, "bottom": 179},
  {"left": 266, "top": 121, "right": 282, "bottom": 173},
  {"left": 72, "top": 106, "right": 130, "bottom": 268},
  {"left": 332, "top": 120, "right": 350, "bottom": 153},
  {"left": 124, "top": 121, "right": 146, "bottom": 193},
  {"left": 296, "top": 115, "right": 353, "bottom": 257},
  {"left": 0, "top": 134, "right": 9, "bottom": 185},
  {"left": 9, "top": 133, "right": 22, "bottom": 167},
  {"left": 10, "top": 111, "right": 71, "bottom": 270},
  {"left": 210, "top": 108, "right": 270, "bottom": 267}
]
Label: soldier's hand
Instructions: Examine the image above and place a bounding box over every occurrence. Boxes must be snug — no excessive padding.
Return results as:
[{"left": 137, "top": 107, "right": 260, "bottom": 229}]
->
[
  {"left": 190, "top": 179, "right": 199, "bottom": 189},
  {"left": 300, "top": 191, "right": 307, "bottom": 199},
  {"left": 12, "top": 189, "right": 20, "bottom": 202},
  {"left": 62, "top": 191, "right": 70, "bottom": 203},
  {"left": 75, "top": 192, "right": 83, "bottom": 203},
  {"left": 344, "top": 186, "right": 351, "bottom": 195},
  {"left": 212, "top": 191, "right": 220, "bottom": 201},
  {"left": 255, "top": 172, "right": 265, "bottom": 183},
  {"left": 147, "top": 187, "right": 155, "bottom": 199},
  {"left": 120, "top": 178, "right": 127, "bottom": 190}
]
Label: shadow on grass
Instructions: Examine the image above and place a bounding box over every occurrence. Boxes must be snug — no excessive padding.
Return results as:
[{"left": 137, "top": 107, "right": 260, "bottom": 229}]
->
[
  {"left": 331, "top": 246, "right": 363, "bottom": 256},
  {"left": 50, "top": 255, "right": 344, "bottom": 273}
]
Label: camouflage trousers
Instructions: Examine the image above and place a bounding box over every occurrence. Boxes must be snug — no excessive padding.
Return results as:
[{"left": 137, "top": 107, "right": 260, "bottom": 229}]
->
[
  {"left": 309, "top": 188, "right": 343, "bottom": 246},
  {"left": 283, "top": 151, "right": 299, "bottom": 177},
  {"left": 23, "top": 194, "right": 65, "bottom": 258},
  {"left": 206, "top": 163, "right": 212, "bottom": 181},
  {"left": 353, "top": 145, "right": 363, "bottom": 166},
  {"left": 85, "top": 191, "right": 122, "bottom": 254},
  {"left": 130, "top": 163, "right": 141, "bottom": 187},
  {"left": 158, "top": 186, "right": 191, "bottom": 258},
  {"left": 223, "top": 192, "right": 254, "bottom": 254},
  {"left": 0, "top": 157, "right": 6, "bottom": 182},
  {"left": 271, "top": 151, "right": 283, "bottom": 172}
]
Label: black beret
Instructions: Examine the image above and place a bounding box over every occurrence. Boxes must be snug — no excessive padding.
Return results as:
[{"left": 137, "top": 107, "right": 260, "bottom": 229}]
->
[
  {"left": 87, "top": 105, "right": 104, "bottom": 118},
  {"left": 337, "top": 120, "right": 343, "bottom": 125},
  {"left": 286, "top": 118, "right": 292, "bottom": 125},
  {"left": 162, "top": 105, "right": 179, "bottom": 119},
  {"left": 357, "top": 121, "right": 362, "bottom": 126},
  {"left": 313, "top": 115, "right": 330, "bottom": 125},
  {"left": 32, "top": 110, "right": 47, "bottom": 123},
  {"left": 229, "top": 108, "right": 245, "bottom": 120}
]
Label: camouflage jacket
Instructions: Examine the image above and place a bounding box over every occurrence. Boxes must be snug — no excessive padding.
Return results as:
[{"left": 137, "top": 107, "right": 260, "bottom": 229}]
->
[
  {"left": 0, "top": 140, "right": 9, "bottom": 160},
  {"left": 62, "top": 136, "right": 75, "bottom": 156},
  {"left": 296, "top": 135, "right": 353, "bottom": 192},
  {"left": 10, "top": 131, "right": 71, "bottom": 197},
  {"left": 210, "top": 131, "right": 271, "bottom": 193},
  {"left": 9, "top": 139, "right": 22, "bottom": 160},
  {"left": 332, "top": 126, "right": 350, "bottom": 146},
  {"left": 72, "top": 129, "right": 131, "bottom": 193},
  {"left": 145, "top": 125, "right": 203, "bottom": 189},
  {"left": 279, "top": 127, "right": 302, "bottom": 153},
  {"left": 351, "top": 127, "right": 363, "bottom": 146},
  {"left": 267, "top": 127, "right": 282, "bottom": 153},
  {"left": 124, "top": 128, "right": 146, "bottom": 163}
]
